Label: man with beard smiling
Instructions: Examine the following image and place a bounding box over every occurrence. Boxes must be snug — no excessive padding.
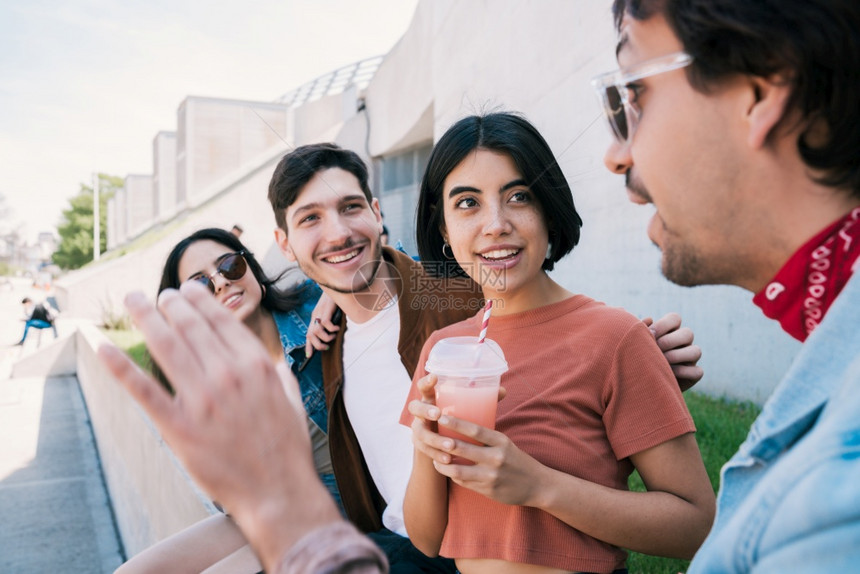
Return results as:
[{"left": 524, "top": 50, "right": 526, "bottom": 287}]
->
[
  {"left": 597, "top": 0, "right": 860, "bottom": 571},
  {"left": 270, "top": 142, "right": 481, "bottom": 573}
]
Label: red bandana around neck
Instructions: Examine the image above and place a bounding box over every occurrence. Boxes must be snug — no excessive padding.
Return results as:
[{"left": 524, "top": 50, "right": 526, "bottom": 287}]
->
[{"left": 753, "top": 206, "right": 860, "bottom": 342}]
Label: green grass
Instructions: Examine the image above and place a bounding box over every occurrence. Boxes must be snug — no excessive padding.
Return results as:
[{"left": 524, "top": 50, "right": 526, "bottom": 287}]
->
[
  {"left": 102, "top": 328, "right": 151, "bottom": 373},
  {"left": 626, "top": 392, "right": 761, "bottom": 574}
]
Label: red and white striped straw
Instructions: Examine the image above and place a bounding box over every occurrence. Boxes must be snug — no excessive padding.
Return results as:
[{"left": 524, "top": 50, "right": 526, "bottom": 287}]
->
[{"left": 477, "top": 299, "right": 493, "bottom": 344}]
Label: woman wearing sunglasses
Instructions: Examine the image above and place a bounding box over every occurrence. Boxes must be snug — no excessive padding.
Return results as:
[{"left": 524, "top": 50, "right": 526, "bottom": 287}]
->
[
  {"left": 402, "top": 113, "right": 715, "bottom": 574},
  {"left": 116, "top": 227, "right": 336, "bottom": 574}
]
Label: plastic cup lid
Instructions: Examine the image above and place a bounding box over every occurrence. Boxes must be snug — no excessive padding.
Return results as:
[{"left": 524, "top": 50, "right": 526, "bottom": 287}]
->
[{"left": 425, "top": 336, "right": 508, "bottom": 377}]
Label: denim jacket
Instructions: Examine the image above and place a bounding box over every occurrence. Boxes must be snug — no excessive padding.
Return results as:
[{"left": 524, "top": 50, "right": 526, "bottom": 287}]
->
[
  {"left": 272, "top": 280, "right": 327, "bottom": 433},
  {"left": 689, "top": 273, "right": 860, "bottom": 573}
]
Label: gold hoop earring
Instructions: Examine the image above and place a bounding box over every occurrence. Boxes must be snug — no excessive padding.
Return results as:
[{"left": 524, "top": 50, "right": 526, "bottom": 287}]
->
[{"left": 442, "top": 242, "right": 454, "bottom": 259}]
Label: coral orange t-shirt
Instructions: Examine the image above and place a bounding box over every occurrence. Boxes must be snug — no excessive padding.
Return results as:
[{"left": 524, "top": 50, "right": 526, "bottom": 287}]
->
[{"left": 401, "top": 295, "right": 695, "bottom": 572}]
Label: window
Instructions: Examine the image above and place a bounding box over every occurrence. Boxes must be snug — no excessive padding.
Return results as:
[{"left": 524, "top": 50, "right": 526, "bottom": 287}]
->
[{"left": 375, "top": 143, "right": 432, "bottom": 257}]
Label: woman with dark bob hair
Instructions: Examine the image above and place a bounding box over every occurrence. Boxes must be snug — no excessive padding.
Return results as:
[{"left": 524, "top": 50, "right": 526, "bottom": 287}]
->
[
  {"left": 416, "top": 113, "right": 582, "bottom": 276},
  {"left": 402, "top": 113, "right": 715, "bottom": 573},
  {"left": 117, "top": 227, "right": 337, "bottom": 574}
]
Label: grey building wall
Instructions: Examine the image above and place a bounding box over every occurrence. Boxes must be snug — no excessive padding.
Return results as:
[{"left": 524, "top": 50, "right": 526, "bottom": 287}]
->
[
  {"left": 176, "top": 97, "right": 291, "bottom": 209},
  {"left": 106, "top": 198, "right": 117, "bottom": 250},
  {"left": 153, "top": 131, "right": 178, "bottom": 222},
  {"left": 114, "top": 188, "right": 128, "bottom": 246},
  {"left": 125, "top": 174, "right": 155, "bottom": 239}
]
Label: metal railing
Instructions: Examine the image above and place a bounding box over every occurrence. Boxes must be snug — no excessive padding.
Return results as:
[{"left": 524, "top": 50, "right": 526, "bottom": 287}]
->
[{"left": 274, "top": 55, "right": 384, "bottom": 108}]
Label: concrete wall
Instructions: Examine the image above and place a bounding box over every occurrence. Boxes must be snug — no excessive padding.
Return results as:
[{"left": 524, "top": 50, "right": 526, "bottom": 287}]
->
[
  {"left": 107, "top": 198, "right": 117, "bottom": 251},
  {"left": 293, "top": 86, "right": 354, "bottom": 144},
  {"left": 177, "top": 97, "right": 292, "bottom": 209},
  {"left": 153, "top": 131, "right": 178, "bottom": 222},
  {"left": 365, "top": 0, "right": 434, "bottom": 155},
  {"left": 10, "top": 335, "right": 76, "bottom": 378},
  {"left": 74, "top": 324, "right": 215, "bottom": 557},
  {"left": 114, "top": 188, "right": 128, "bottom": 246},
  {"left": 126, "top": 174, "right": 155, "bottom": 239}
]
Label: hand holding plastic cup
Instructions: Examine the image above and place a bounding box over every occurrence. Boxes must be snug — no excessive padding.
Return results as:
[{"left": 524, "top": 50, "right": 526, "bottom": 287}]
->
[{"left": 425, "top": 336, "right": 508, "bottom": 446}]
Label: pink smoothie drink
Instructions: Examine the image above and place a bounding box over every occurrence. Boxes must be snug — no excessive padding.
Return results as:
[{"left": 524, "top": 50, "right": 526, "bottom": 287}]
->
[
  {"left": 425, "top": 336, "right": 508, "bottom": 447},
  {"left": 435, "top": 378, "right": 500, "bottom": 445}
]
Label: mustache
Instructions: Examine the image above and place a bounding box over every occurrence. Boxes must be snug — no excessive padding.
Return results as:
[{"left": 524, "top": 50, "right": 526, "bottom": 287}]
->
[
  {"left": 625, "top": 171, "right": 653, "bottom": 203},
  {"left": 317, "top": 237, "right": 364, "bottom": 258}
]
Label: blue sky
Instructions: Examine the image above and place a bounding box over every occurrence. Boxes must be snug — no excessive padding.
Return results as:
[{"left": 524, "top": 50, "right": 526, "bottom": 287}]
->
[{"left": 0, "top": 0, "right": 417, "bottom": 243}]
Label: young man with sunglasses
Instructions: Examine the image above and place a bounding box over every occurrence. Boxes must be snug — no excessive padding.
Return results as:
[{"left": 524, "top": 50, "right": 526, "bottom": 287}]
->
[{"left": 598, "top": 1, "right": 860, "bottom": 571}]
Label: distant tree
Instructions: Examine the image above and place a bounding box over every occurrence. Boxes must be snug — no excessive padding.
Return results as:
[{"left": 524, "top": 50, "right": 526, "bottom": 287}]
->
[{"left": 53, "top": 174, "right": 122, "bottom": 270}]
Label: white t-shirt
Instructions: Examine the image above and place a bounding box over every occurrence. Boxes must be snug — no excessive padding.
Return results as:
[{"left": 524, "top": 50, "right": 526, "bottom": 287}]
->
[{"left": 341, "top": 298, "right": 414, "bottom": 536}]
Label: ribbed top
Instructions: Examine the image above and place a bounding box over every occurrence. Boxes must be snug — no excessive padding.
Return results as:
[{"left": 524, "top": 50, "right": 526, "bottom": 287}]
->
[{"left": 405, "top": 295, "right": 695, "bottom": 571}]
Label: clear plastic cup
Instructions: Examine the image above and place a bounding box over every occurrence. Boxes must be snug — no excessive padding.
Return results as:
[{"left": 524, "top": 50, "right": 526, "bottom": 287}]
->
[{"left": 425, "top": 336, "right": 508, "bottom": 445}]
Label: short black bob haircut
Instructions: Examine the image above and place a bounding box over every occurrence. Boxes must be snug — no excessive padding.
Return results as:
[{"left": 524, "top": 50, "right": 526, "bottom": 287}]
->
[{"left": 416, "top": 112, "right": 582, "bottom": 277}]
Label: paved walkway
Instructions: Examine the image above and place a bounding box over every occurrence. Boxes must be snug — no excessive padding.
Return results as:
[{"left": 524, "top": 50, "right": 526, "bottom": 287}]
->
[
  {"left": 0, "top": 376, "right": 125, "bottom": 573},
  {"left": 1, "top": 278, "right": 125, "bottom": 572}
]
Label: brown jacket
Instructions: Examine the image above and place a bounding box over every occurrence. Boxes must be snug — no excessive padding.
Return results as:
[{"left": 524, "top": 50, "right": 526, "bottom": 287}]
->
[{"left": 321, "top": 246, "right": 483, "bottom": 532}]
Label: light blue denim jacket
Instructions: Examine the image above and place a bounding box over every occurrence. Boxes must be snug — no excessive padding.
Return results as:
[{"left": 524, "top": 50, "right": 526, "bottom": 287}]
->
[
  {"left": 689, "top": 272, "right": 860, "bottom": 573},
  {"left": 272, "top": 280, "right": 327, "bottom": 433},
  {"left": 271, "top": 280, "right": 343, "bottom": 510}
]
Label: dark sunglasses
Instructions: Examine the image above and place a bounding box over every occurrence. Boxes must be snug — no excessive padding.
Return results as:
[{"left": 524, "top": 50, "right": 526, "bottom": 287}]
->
[{"left": 186, "top": 251, "right": 248, "bottom": 293}]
